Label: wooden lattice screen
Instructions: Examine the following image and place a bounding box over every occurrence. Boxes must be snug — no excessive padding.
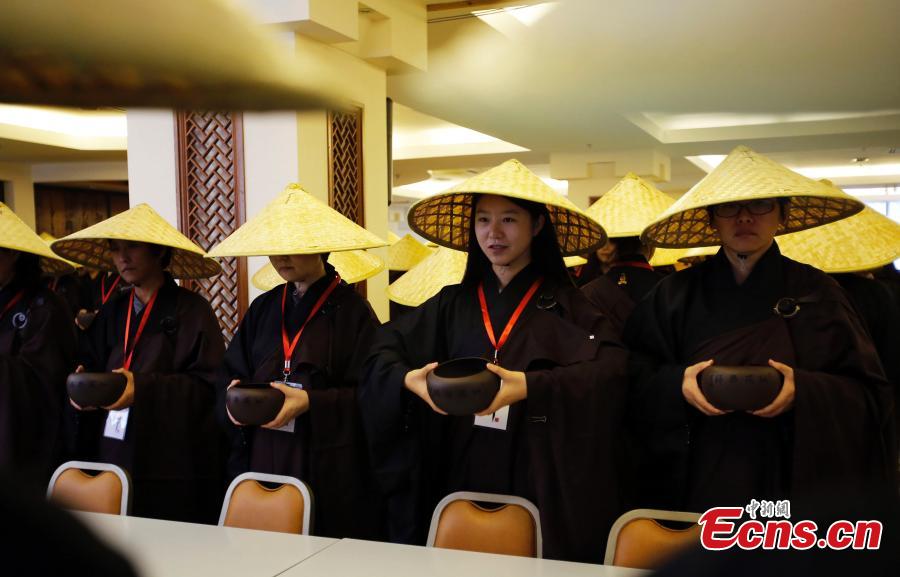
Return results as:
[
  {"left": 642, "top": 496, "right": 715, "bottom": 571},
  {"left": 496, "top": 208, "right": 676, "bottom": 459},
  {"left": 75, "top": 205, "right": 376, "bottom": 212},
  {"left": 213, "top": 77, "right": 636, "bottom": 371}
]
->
[
  {"left": 175, "top": 111, "right": 248, "bottom": 342},
  {"left": 328, "top": 108, "right": 366, "bottom": 296}
]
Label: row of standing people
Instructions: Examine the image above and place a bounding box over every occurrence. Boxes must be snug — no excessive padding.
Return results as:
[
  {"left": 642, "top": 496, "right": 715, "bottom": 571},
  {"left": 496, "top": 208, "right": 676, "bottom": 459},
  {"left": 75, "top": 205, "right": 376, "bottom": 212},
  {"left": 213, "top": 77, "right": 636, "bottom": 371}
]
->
[{"left": 0, "top": 154, "right": 897, "bottom": 564}]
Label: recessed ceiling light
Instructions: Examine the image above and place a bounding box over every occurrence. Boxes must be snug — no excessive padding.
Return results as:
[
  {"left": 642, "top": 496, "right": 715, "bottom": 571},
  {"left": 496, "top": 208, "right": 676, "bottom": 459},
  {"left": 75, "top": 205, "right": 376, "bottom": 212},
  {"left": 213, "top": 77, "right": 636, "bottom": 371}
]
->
[{"left": 851, "top": 157, "right": 870, "bottom": 164}]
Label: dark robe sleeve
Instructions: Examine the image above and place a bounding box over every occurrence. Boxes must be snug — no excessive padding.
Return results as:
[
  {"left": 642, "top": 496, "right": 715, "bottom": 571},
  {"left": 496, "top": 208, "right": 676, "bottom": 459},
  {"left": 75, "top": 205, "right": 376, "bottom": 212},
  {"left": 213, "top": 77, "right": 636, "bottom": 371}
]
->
[
  {"left": 132, "top": 291, "right": 224, "bottom": 465},
  {"left": 788, "top": 280, "right": 897, "bottom": 492},
  {"left": 580, "top": 275, "right": 635, "bottom": 336},
  {"left": 621, "top": 276, "right": 694, "bottom": 508},
  {"left": 520, "top": 291, "right": 630, "bottom": 563},
  {"left": 359, "top": 288, "right": 449, "bottom": 544},
  {"left": 0, "top": 291, "right": 76, "bottom": 487}
]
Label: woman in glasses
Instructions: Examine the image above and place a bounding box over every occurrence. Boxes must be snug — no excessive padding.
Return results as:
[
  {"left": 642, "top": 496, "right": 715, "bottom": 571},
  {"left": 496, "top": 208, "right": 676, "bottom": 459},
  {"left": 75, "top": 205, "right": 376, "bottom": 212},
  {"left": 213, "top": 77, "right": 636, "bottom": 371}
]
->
[{"left": 624, "top": 147, "right": 896, "bottom": 513}]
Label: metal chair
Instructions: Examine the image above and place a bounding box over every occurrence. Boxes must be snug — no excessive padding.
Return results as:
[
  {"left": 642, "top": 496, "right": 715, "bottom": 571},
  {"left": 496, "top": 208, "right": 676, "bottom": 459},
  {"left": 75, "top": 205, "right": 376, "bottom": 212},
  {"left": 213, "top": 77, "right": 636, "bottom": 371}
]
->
[
  {"left": 219, "top": 472, "right": 313, "bottom": 534},
  {"left": 47, "top": 460, "right": 131, "bottom": 515},
  {"left": 604, "top": 508, "right": 701, "bottom": 569},
  {"left": 427, "top": 491, "right": 542, "bottom": 558}
]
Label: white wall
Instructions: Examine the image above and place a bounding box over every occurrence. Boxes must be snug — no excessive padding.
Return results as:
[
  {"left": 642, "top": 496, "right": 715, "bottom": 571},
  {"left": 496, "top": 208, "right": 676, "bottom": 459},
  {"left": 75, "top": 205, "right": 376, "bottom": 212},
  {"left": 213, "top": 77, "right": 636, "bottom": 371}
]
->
[
  {"left": 243, "top": 110, "right": 302, "bottom": 300},
  {"left": 0, "top": 162, "right": 36, "bottom": 227},
  {"left": 125, "top": 110, "right": 178, "bottom": 222}
]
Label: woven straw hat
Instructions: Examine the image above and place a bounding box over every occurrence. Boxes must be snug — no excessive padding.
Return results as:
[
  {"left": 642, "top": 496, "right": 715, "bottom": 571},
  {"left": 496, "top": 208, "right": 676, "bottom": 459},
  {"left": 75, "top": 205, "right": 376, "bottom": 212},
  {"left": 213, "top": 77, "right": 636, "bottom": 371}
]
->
[
  {"left": 386, "top": 248, "right": 587, "bottom": 308},
  {"left": 408, "top": 159, "right": 606, "bottom": 257},
  {"left": 642, "top": 146, "right": 864, "bottom": 248},
  {"left": 387, "top": 231, "right": 401, "bottom": 244},
  {"left": 649, "top": 247, "right": 690, "bottom": 267},
  {"left": 252, "top": 250, "right": 385, "bottom": 291},
  {"left": 778, "top": 206, "right": 900, "bottom": 273},
  {"left": 586, "top": 173, "right": 675, "bottom": 238},
  {"left": 208, "top": 184, "right": 387, "bottom": 258},
  {"left": 387, "top": 234, "right": 434, "bottom": 271},
  {"left": 51, "top": 204, "right": 220, "bottom": 279},
  {"left": 0, "top": 203, "right": 74, "bottom": 276},
  {"left": 678, "top": 245, "right": 720, "bottom": 265},
  {"left": 39, "top": 232, "right": 81, "bottom": 272},
  {"left": 387, "top": 247, "right": 467, "bottom": 307}
]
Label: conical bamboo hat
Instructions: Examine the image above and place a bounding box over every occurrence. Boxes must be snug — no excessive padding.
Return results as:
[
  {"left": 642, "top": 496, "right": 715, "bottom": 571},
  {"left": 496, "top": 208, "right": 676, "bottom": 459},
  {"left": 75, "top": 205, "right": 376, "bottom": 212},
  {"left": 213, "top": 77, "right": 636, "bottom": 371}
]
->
[
  {"left": 386, "top": 247, "right": 468, "bottom": 307},
  {"left": 642, "top": 146, "right": 864, "bottom": 248},
  {"left": 51, "top": 203, "right": 220, "bottom": 279},
  {"left": 563, "top": 256, "right": 588, "bottom": 267},
  {"left": 207, "top": 184, "right": 387, "bottom": 258},
  {"left": 778, "top": 206, "right": 900, "bottom": 273},
  {"left": 408, "top": 159, "right": 606, "bottom": 257},
  {"left": 387, "top": 234, "right": 433, "bottom": 271},
  {"left": 39, "top": 232, "right": 81, "bottom": 272},
  {"left": 0, "top": 203, "right": 74, "bottom": 276},
  {"left": 387, "top": 231, "right": 401, "bottom": 244},
  {"left": 586, "top": 173, "right": 675, "bottom": 238},
  {"left": 252, "top": 250, "right": 385, "bottom": 290},
  {"left": 649, "top": 247, "right": 690, "bottom": 267},
  {"left": 678, "top": 245, "right": 720, "bottom": 265}
]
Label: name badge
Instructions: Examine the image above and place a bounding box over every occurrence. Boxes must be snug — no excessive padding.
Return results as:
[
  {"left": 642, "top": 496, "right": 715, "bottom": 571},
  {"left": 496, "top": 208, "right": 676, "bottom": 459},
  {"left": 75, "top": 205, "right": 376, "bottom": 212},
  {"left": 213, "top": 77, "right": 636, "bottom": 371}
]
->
[
  {"left": 103, "top": 408, "right": 130, "bottom": 440},
  {"left": 474, "top": 405, "right": 509, "bottom": 431},
  {"left": 273, "top": 418, "right": 296, "bottom": 433}
]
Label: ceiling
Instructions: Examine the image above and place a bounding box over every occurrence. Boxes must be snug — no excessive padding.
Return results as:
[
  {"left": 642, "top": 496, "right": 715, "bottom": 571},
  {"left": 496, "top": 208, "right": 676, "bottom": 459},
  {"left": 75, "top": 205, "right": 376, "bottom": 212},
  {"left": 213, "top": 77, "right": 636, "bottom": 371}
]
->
[
  {"left": 2, "top": 0, "right": 898, "bottom": 193},
  {"left": 391, "top": 0, "right": 900, "bottom": 189}
]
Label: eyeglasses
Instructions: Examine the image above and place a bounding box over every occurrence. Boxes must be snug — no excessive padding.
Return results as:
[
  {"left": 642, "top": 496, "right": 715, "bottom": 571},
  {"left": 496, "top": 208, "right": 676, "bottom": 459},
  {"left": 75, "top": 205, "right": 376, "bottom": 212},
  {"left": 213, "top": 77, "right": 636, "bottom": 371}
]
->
[{"left": 711, "top": 199, "right": 778, "bottom": 218}]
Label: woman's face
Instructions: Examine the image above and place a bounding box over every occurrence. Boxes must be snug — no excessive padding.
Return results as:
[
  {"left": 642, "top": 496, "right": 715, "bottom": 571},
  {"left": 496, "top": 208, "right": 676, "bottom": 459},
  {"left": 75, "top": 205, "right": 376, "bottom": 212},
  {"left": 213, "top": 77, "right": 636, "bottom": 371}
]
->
[
  {"left": 0, "top": 248, "right": 19, "bottom": 286},
  {"left": 269, "top": 254, "right": 325, "bottom": 284},
  {"left": 711, "top": 200, "right": 784, "bottom": 255},
  {"left": 109, "top": 240, "right": 165, "bottom": 286},
  {"left": 595, "top": 239, "right": 618, "bottom": 265},
  {"left": 474, "top": 194, "right": 544, "bottom": 269}
]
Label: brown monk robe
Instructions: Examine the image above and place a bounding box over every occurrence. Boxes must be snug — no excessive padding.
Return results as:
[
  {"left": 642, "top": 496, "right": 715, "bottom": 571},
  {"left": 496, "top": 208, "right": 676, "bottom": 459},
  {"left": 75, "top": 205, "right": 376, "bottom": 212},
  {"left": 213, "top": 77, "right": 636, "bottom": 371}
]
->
[
  {"left": 223, "top": 262, "right": 385, "bottom": 539},
  {"left": 361, "top": 258, "right": 628, "bottom": 563},
  {"left": 77, "top": 275, "right": 224, "bottom": 522},
  {"left": 0, "top": 252, "right": 76, "bottom": 489},
  {"left": 624, "top": 243, "right": 896, "bottom": 512},
  {"left": 832, "top": 272, "right": 900, "bottom": 444},
  {"left": 580, "top": 254, "right": 663, "bottom": 337},
  {"left": 44, "top": 272, "right": 83, "bottom": 320}
]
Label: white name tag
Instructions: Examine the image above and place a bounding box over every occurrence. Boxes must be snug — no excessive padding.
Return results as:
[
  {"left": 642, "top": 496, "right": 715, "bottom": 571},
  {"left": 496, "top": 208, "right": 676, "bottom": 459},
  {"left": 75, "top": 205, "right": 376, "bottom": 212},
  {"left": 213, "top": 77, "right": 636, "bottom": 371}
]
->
[
  {"left": 103, "top": 408, "right": 129, "bottom": 440},
  {"left": 474, "top": 405, "right": 509, "bottom": 431},
  {"left": 273, "top": 418, "right": 295, "bottom": 433}
]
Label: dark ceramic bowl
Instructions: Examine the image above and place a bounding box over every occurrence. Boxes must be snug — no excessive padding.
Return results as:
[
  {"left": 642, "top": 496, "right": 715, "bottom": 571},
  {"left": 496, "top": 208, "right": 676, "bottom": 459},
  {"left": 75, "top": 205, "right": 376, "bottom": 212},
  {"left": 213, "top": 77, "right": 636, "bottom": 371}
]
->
[
  {"left": 426, "top": 357, "right": 500, "bottom": 416},
  {"left": 67, "top": 372, "right": 126, "bottom": 408},
  {"left": 699, "top": 365, "right": 783, "bottom": 411},
  {"left": 226, "top": 382, "right": 285, "bottom": 426}
]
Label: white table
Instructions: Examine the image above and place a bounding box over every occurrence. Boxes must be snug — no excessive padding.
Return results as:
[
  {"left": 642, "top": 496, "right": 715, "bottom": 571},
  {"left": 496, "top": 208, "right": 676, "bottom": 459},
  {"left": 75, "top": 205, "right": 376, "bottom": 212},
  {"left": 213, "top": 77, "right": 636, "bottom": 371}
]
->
[
  {"left": 77, "top": 512, "right": 338, "bottom": 577},
  {"left": 280, "top": 538, "right": 650, "bottom": 577}
]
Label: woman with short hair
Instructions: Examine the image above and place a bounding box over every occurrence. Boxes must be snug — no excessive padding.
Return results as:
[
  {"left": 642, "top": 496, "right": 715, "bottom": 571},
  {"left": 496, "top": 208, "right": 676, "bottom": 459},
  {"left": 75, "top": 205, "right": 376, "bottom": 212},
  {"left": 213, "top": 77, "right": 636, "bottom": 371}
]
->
[{"left": 53, "top": 204, "right": 224, "bottom": 523}]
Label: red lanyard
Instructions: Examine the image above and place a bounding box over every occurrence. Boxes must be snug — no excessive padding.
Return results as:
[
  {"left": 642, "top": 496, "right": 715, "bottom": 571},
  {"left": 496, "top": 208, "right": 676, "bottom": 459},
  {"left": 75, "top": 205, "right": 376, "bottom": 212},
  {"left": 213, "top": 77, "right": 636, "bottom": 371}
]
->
[
  {"left": 1, "top": 290, "right": 25, "bottom": 321},
  {"left": 281, "top": 275, "right": 341, "bottom": 380},
  {"left": 101, "top": 275, "right": 121, "bottom": 305},
  {"left": 123, "top": 288, "right": 159, "bottom": 371},
  {"left": 477, "top": 277, "right": 543, "bottom": 364},
  {"left": 611, "top": 260, "right": 654, "bottom": 271}
]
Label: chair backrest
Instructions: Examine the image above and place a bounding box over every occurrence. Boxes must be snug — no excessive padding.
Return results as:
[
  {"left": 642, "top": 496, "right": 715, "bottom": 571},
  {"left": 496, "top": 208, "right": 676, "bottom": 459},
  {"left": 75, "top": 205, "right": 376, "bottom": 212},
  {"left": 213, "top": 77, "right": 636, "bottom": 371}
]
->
[
  {"left": 47, "top": 461, "right": 131, "bottom": 515},
  {"left": 604, "top": 509, "right": 701, "bottom": 569},
  {"left": 426, "top": 491, "right": 542, "bottom": 558},
  {"left": 219, "top": 472, "right": 313, "bottom": 535}
]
